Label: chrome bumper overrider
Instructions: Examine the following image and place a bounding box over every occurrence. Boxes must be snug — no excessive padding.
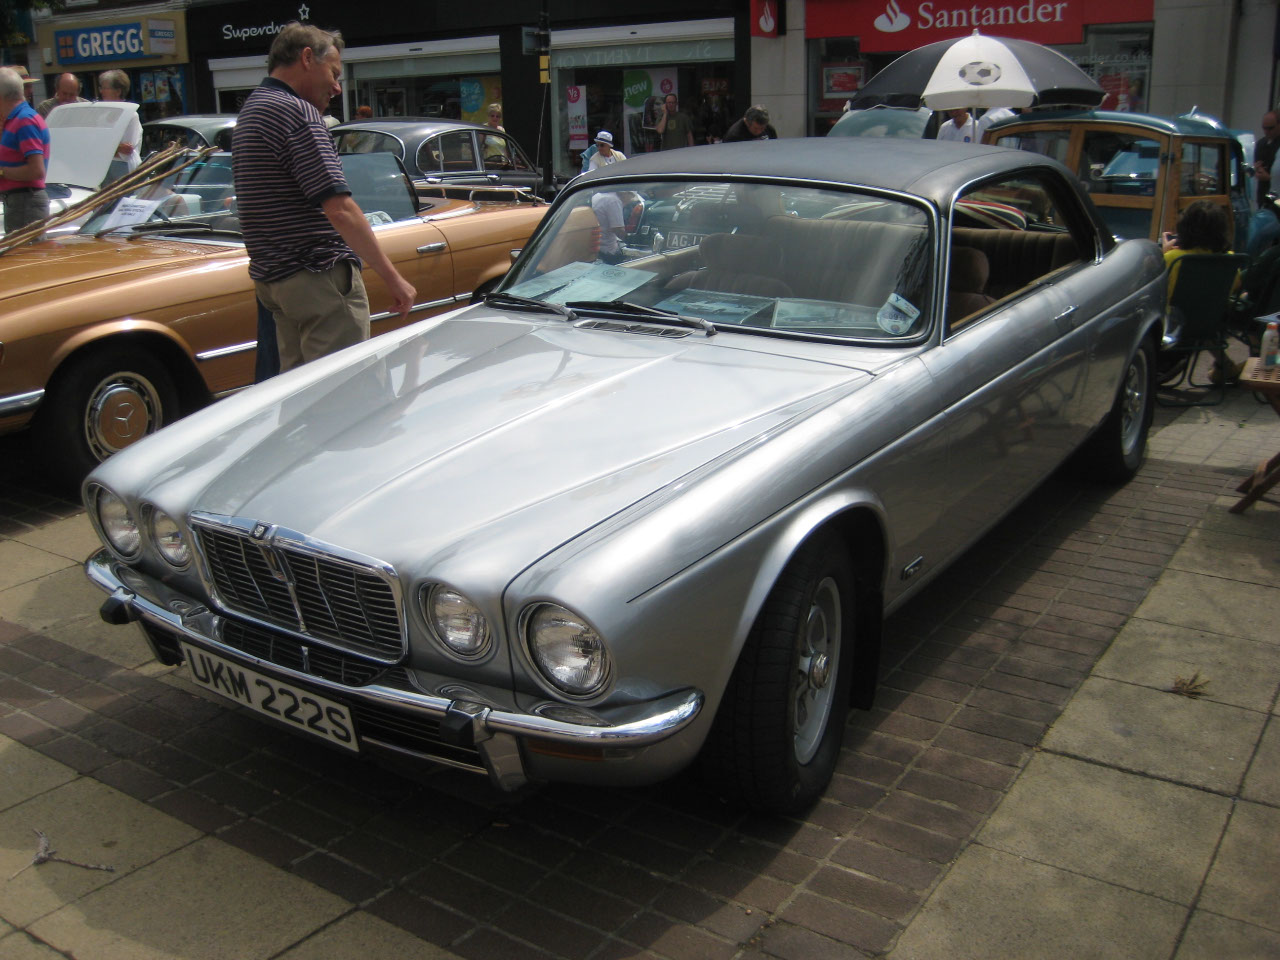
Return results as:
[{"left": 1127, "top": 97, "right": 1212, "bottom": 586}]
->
[{"left": 85, "top": 549, "right": 703, "bottom": 790}]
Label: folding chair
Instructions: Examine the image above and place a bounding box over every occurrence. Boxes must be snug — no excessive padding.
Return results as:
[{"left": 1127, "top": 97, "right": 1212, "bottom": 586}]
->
[{"left": 1157, "top": 252, "right": 1249, "bottom": 407}]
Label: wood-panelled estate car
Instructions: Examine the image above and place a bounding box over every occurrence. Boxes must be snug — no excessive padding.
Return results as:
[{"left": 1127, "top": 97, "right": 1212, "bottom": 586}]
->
[
  {"left": 985, "top": 109, "right": 1251, "bottom": 247},
  {"left": 83, "top": 140, "right": 1165, "bottom": 812},
  {"left": 0, "top": 151, "right": 546, "bottom": 484}
]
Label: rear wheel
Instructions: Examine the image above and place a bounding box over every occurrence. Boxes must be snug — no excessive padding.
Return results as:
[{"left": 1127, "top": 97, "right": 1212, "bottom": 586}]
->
[
  {"left": 1082, "top": 337, "right": 1154, "bottom": 483},
  {"left": 34, "top": 347, "right": 178, "bottom": 487},
  {"left": 701, "top": 535, "right": 854, "bottom": 813}
]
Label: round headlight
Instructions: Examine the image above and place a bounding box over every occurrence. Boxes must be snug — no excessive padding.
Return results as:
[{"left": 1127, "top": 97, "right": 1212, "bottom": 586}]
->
[
  {"left": 424, "top": 586, "right": 491, "bottom": 659},
  {"left": 95, "top": 488, "right": 140, "bottom": 558},
  {"left": 526, "top": 604, "right": 611, "bottom": 697},
  {"left": 148, "top": 508, "right": 190, "bottom": 567}
]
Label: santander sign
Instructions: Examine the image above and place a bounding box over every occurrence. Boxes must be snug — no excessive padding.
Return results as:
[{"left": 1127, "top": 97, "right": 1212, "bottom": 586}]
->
[{"left": 803, "top": 0, "right": 1156, "bottom": 52}]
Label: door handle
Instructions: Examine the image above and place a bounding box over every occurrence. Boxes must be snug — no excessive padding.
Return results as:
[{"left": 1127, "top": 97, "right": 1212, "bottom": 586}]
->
[
  {"left": 1053, "top": 305, "right": 1079, "bottom": 330},
  {"left": 417, "top": 242, "right": 447, "bottom": 254}
]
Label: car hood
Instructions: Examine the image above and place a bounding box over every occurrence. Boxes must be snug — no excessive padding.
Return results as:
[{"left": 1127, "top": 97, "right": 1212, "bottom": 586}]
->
[
  {"left": 137, "top": 312, "right": 876, "bottom": 574},
  {"left": 0, "top": 234, "right": 232, "bottom": 298},
  {"left": 46, "top": 101, "right": 139, "bottom": 190}
]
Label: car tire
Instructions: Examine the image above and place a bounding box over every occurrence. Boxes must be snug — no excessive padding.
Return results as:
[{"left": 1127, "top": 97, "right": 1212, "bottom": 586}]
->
[
  {"left": 1083, "top": 337, "right": 1154, "bottom": 484},
  {"left": 35, "top": 346, "right": 178, "bottom": 487},
  {"left": 701, "top": 534, "right": 854, "bottom": 813}
]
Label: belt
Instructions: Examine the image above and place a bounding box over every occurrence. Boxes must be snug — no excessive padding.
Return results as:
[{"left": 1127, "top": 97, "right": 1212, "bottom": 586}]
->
[{"left": 1, "top": 186, "right": 41, "bottom": 194}]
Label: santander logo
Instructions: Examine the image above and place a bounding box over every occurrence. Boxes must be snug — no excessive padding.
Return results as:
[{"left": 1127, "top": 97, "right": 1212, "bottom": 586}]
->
[
  {"left": 758, "top": 1, "right": 777, "bottom": 33},
  {"left": 875, "top": 0, "right": 912, "bottom": 32}
]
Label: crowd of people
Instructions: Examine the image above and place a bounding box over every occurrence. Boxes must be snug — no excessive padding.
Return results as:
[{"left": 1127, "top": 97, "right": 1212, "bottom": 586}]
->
[{"left": 0, "top": 64, "right": 143, "bottom": 234}]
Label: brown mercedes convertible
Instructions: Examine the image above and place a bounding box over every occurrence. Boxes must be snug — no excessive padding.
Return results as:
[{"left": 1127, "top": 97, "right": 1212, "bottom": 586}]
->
[{"left": 0, "top": 151, "right": 546, "bottom": 485}]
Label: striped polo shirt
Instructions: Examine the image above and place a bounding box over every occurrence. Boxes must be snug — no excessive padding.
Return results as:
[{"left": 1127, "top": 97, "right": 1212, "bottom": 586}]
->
[
  {"left": 232, "top": 77, "right": 354, "bottom": 283},
  {"left": 1, "top": 101, "right": 50, "bottom": 192}
]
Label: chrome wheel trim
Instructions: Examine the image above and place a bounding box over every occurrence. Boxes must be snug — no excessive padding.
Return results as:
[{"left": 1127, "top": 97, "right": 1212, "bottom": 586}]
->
[
  {"left": 84, "top": 372, "right": 165, "bottom": 462},
  {"left": 1120, "top": 347, "right": 1149, "bottom": 457},
  {"left": 794, "top": 575, "right": 842, "bottom": 765}
]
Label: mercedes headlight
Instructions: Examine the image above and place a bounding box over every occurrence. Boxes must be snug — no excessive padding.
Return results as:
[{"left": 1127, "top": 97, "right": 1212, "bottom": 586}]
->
[
  {"left": 423, "top": 585, "right": 492, "bottom": 659},
  {"left": 525, "top": 603, "right": 611, "bottom": 697},
  {"left": 147, "top": 508, "right": 190, "bottom": 567},
  {"left": 93, "top": 487, "right": 140, "bottom": 558}
]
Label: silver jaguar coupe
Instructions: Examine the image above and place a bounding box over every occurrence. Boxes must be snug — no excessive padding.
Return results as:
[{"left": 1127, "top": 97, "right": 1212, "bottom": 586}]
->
[{"left": 83, "top": 139, "right": 1165, "bottom": 812}]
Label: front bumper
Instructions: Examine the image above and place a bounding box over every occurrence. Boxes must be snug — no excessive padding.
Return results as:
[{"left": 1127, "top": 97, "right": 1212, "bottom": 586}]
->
[{"left": 85, "top": 549, "right": 703, "bottom": 791}]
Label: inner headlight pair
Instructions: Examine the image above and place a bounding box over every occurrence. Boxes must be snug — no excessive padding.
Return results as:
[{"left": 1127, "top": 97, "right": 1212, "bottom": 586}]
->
[
  {"left": 421, "top": 587, "right": 610, "bottom": 697},
  {"left": 91, "top": 487, "right": 189, "bottom": 567}
]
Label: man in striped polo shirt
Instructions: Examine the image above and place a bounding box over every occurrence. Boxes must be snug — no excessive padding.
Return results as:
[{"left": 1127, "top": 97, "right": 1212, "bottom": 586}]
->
[
  {"left": 233, "top": 22, "right": 414, "bottom": 372},
  {"left": 0, "top": 66, "right": 51, "bottom": 233}
]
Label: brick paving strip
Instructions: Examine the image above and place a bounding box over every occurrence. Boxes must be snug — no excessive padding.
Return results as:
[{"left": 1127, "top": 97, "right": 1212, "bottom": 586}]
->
[{"left": 0, "top": 436, "right": 1247, "bottom": 960}]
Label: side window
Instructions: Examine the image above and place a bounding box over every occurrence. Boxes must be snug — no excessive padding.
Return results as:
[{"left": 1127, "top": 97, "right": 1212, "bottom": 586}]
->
[
  {"left": 991, "top": 128, "right": 1071, "bottom": 166},
  {"left": 416, "top": 136, "right": 443, "bottom": 174},
  {"left": 1079, "top": 131, "right": 1161, "bottom": 197},
  {"left": 437, "top": 131, "right": 477, "bottom": 172},
  {"left": 1180, "top": 142, "right": 1223, "bottom": 195},
  {"left": 482, "top": 134, "right": 513, "bottom": 171},
  {"left": 948, "top": 174, "right": 1085, "bottom": 333}
]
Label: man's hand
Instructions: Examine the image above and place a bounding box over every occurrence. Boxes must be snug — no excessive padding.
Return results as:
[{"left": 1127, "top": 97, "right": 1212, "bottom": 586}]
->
[
  {"left": 385, "top": 270, "right": 415, "bottom": 318},
  {"left": 322, "top": 193, "right": 416, "bottom": 318},
  {"left": 118, "top": 141, "right": 134, "bottom": 156}
]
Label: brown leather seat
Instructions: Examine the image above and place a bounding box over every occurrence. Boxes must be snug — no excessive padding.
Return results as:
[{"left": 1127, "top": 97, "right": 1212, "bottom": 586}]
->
[{"left": 948, "top": 246, "right": 997, "bottom": 330}]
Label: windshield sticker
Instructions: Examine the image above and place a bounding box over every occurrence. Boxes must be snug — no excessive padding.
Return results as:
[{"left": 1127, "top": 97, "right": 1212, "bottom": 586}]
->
[
  {"left": 508, "top": 262, "right": 656, "bottom": 305},
  {"left": 875, "top": 293, "right": 920, "bottom": 335},
  {"left": 773, "top": 299, "right": 877, "bottom": 330},
  {"left": 99, "top": 197, "right": 162, "bottom": 231}
]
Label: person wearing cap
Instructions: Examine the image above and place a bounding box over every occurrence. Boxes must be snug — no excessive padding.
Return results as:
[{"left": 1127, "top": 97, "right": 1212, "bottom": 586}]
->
[
  {"left": 7, "top": 64, "right": 36, "bottom": 103},
  {"left": 0, "top": 66, "right": 51, "bottom": 232},
  {"left": 37, "top": 73, "right": 88, "bottom": 117},
  {"left": 586, "top": 130, "right": 625, "bottom": 172}
]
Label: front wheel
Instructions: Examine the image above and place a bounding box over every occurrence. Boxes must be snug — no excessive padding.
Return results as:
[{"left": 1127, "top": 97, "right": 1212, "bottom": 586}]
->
[
  {"left": 1081, "top": 337, "right": 1154, "bottom": 484},
  {"left": 34, "top": 346, "right": 178, "bottom": 487},
  {"left": 701, "top": 535, "right": 855, "bottom": 813}
]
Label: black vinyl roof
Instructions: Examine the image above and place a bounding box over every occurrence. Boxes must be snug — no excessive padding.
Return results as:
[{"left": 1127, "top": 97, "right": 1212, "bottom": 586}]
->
[{"left": 576, "top": 138, "right": 1070, "bottom": 208}]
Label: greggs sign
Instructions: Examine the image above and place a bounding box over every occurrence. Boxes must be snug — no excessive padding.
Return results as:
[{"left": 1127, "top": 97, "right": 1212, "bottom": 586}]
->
[{"left": 807, "top": 0, "right": 1152, "bottom": 52}]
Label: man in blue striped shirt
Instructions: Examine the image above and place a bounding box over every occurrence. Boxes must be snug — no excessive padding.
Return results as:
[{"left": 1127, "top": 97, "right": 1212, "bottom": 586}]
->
[
  {"left": 0, "top": 66, "right": 51, "bottom": 233},
  {"left": 233, "top": 22, "right": 414, "bottom": 372}
]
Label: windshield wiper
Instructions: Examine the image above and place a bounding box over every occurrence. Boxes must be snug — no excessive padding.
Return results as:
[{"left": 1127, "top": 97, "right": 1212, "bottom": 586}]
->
[
  {"left": 484, "top": 291, "right": 577, "bottom": 320},
  {"left": 564, "top": 300, "right": 716, "bottom": 336}
]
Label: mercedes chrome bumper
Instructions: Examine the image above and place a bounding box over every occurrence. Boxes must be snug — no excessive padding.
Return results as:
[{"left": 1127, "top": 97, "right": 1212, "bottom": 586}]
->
[{"left": 85, "top": 549, "right": 703, "bottom": 790}]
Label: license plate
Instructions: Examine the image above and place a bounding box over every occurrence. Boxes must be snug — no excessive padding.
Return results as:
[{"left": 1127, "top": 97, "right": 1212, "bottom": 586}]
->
[
  {"left": 666, "top": 231, "right": 704, "bottom": 249},
  {"left": 180, "top": 643, "right": 358, "bottom": 753}
]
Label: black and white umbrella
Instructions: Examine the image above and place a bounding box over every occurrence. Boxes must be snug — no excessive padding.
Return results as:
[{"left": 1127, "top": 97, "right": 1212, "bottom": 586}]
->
[{"left": 849, "top": 31, "right": 1104, "bottom": 111}]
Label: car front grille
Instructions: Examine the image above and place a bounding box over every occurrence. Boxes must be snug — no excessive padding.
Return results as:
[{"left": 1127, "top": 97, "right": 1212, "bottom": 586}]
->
[{"left": 192, "top": 519, "right": 404, "bottom": 662}]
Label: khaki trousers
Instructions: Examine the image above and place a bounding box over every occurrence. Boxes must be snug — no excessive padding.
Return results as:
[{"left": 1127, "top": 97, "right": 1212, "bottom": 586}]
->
[{"left": 255, "top": 260, "right": 370, "bottom": 373}]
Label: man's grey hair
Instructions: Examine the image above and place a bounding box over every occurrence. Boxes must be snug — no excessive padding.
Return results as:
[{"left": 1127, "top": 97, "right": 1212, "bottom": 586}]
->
[
  {"left": 744, "top": 105, "right": 770, "bottom": 126},
  {"left": 268, "top": 22, "right": 345, "bottom": 72},
  {"left": 99, "top": 69, "right": 130, "bottom": 97},
  {"left": 0, "top": 67, "right": 24, "bottom": 101}
]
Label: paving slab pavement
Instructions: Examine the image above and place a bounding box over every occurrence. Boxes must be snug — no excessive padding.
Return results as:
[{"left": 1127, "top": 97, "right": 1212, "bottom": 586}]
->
[{"left": 0, "top": 381, "right": 1278, "bottom": 959}]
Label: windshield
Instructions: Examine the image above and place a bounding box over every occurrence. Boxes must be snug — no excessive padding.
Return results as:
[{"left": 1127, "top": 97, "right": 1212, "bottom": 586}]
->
[
  {"left": 79, "top": 152, "right": 419, "bottom": 236},
  {"left": 827, "top": 107, "right": 932, "bottom": 140},
  {"left": 500, "top": 180, "right": 934, "bottom": 341}
]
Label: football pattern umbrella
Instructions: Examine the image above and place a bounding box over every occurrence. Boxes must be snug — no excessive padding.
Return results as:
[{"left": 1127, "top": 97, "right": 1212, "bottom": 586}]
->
[{"left": 849, "top": 31, "right": 1104, "bottom": 112}]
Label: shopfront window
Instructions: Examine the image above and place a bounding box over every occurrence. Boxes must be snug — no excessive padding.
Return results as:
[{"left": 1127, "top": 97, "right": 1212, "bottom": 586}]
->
[
  {"left": 350, "top": 52, "right": 501, "bottom": 125},
  {"left": 131, "top": 65, "right": 189, "bottom": 122},
  {"left": 807, "top": 38, "right": 874, "bottom": 136},
  {"left": 1059, "top": 28, "right": 1152, "bottom": 113},
  {"left": 550, "top": 37, "right": 735, "bottom": 179}
]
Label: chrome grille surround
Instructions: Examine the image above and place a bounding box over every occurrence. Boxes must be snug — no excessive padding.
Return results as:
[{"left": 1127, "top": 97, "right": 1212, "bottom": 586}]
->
[{"left": 189, "top": 512, "right": 406, "bottom": 663}]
